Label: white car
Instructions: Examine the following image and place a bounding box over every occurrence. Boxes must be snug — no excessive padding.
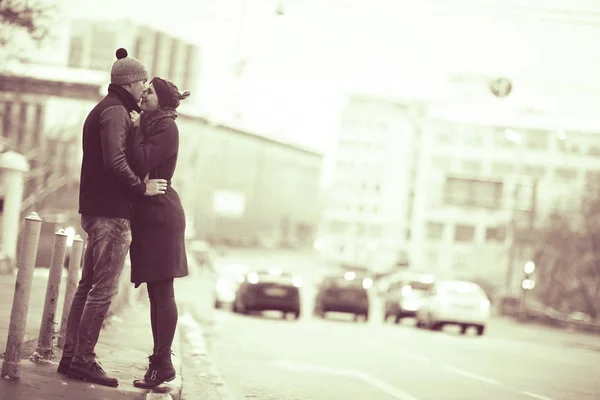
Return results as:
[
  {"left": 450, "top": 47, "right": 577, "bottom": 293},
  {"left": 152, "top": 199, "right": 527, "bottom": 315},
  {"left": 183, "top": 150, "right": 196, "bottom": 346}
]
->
[
  {"left": 415, "top": 280, "right": 491, "bottom": 336},
  {"left": 214, "top": 263, "right": 248, "bottom": 309}
]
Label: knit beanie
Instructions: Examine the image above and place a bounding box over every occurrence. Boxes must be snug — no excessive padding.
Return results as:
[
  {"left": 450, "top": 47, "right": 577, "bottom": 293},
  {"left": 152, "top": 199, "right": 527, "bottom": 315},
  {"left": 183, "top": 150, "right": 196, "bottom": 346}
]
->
[
  {"left": 110, "top": 48, "right": 148, "bottom": 85},
  {"left": 151, "top": 77, "right": 191, "bottom": 109}
]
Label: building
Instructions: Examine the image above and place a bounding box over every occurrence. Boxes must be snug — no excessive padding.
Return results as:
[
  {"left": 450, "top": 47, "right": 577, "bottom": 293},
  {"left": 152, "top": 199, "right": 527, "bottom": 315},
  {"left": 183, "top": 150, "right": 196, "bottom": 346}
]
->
[
  {"left": 0, "top": 65, "right": 322, "bottom": 251},
  {"left": 412, "top": 90, "right": 600, "bottom": 294},
  {"left": 67, "top": 19, "right": 199, "bottom": 97},
  {"left": 318, "top": 76, "right": 600, "bottom": 289},
  {"left": 317, "top": 96, "right": 417, "bottom": 272},
  {"left": 175, "top": 116, "right": 323, "bottom": 247}
]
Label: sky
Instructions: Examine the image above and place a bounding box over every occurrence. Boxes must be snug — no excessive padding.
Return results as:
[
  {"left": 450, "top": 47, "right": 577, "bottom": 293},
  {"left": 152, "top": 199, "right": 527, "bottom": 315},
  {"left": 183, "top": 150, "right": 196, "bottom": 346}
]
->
[{"left": 45, "top": 0, "right": 600, "bottom": 152}]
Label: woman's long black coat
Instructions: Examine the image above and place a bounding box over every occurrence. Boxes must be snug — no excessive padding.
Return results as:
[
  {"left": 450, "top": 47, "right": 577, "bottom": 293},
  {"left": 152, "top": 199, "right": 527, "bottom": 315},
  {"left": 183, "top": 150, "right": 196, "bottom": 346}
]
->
[{"left": 128, "top": 107, "right": 188, "bottom": 286}]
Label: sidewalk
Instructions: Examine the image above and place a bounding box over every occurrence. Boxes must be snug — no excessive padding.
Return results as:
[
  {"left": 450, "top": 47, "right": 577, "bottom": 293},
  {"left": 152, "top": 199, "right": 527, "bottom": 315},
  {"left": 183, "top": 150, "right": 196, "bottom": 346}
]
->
[{"left": 0, "top": 271, "right": 183, "bottom": 400}]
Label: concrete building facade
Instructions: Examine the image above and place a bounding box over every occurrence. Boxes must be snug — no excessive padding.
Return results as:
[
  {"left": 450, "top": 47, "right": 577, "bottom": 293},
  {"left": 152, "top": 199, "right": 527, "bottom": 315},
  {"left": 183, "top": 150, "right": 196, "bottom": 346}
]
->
[{"left": 318, "top": 77, "right": 600, "bottom": 290}]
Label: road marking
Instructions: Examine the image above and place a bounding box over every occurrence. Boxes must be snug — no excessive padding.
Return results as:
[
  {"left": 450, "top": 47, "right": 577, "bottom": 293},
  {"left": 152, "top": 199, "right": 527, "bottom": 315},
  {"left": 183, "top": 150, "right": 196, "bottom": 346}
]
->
[
  {"left": 521, "top": 391, "right": 556, "bottom": 400},
  {"left": 395, "top": 351, "right": 431, "bottom": 364},
  {"left": 443, "top": 366, "right": 502, "bottom": 385},
  {"left": 271, "top": 359, "right": 422, "bottom": 400}
]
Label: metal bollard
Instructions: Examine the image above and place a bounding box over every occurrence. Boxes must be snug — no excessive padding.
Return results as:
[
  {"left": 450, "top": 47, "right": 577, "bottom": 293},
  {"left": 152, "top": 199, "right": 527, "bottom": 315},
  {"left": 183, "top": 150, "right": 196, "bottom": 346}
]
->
[
  {"left": 57, "top": 235, "right": 84, "bottom": 349},
  {"left": 1, "top": 212, "right": 43, "bottom": 379},
  {"left": 32, "top": 229, "right": 68, "bottom": 361}
]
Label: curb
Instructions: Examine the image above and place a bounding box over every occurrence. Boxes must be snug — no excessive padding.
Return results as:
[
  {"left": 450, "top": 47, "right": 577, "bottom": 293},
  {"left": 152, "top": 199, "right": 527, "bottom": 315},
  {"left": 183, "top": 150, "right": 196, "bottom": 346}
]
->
[{"left": 180, "top": 304, "right": 236, "bottom": 400}]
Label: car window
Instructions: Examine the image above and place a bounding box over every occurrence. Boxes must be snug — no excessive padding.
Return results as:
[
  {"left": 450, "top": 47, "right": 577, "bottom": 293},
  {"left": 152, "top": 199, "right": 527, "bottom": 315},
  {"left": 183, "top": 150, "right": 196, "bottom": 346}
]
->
[
  {"left": 325, "top": 276, "right": 364, "bottom": 289},
  {"left": 408, "top": 281, "right": 433, "bottom": 291},
  {"left": 439, "top": 283, "right": 485, "bottom": 298}
]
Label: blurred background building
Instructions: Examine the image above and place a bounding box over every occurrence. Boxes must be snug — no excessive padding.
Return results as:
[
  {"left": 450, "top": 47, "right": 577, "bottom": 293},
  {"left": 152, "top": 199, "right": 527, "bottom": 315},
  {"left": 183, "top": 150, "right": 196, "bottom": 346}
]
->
[
  {"left": 0, "top": 12, "right": 323, "bottom": 268},
  {"left": 315, "top": 73, "right": 600, "bottom": 295}
]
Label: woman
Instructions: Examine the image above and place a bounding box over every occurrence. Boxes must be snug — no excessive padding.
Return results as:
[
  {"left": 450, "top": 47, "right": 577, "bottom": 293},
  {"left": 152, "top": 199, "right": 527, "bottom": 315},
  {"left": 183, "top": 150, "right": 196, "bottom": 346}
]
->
[{"left": 127, "top": 77, "right": 190, "bottom": 388}]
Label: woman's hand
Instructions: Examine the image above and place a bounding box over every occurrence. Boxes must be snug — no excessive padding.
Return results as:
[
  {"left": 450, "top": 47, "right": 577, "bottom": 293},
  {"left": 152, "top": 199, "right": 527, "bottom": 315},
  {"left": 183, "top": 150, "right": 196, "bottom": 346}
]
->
[{"left": 130, "top": 110, "right": 141, "bottom": 128}]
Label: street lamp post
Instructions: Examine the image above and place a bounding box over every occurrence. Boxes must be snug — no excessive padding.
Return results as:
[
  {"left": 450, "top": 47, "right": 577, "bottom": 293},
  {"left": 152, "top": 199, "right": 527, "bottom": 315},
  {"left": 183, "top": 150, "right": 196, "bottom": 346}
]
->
[{"left": 504, "top": 129, "right": 525, "bottom": 295}]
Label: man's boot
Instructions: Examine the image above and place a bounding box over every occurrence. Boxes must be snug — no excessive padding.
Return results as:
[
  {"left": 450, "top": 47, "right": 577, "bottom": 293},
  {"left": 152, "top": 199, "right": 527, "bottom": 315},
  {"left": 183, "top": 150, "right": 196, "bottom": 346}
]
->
[
  {"left": 67, "top": 359, "right": 119, "bottom": 387},
  {"left": 133, "top": 352, "right": 176, "bottom": 388},
  {"left": 57, "top": 356, "right": 72, "bottom": 374}
]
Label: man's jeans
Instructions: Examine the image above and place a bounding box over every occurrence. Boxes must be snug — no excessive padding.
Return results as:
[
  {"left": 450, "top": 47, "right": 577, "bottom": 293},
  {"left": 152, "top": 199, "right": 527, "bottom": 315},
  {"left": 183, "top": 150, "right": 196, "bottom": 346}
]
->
[{"left": 62, "top": 215, "right": 132, "bottom": 363}]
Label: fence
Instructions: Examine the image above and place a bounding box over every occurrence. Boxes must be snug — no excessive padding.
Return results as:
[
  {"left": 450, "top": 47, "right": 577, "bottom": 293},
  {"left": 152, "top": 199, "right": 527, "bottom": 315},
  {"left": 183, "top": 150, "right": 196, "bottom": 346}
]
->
[{"left": 0, "top": 212, "right": 135, "bottom": 379}]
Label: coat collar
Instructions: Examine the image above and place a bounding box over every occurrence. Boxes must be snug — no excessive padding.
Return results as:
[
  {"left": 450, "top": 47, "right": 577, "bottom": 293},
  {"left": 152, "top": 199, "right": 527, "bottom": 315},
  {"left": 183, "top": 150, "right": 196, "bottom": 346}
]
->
[
  {"left": 107, "top": 84, "right": 141, "bottom": 113},
  {"left": 140, "top": 107, "right": 178, "bottom": 133}
]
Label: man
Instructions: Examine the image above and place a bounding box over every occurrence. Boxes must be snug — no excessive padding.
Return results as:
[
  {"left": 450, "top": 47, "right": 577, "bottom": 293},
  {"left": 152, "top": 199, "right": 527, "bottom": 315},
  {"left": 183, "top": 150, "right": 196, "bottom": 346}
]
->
[{"left": 57, "top": 48, "right": 167, "bottom": 387}]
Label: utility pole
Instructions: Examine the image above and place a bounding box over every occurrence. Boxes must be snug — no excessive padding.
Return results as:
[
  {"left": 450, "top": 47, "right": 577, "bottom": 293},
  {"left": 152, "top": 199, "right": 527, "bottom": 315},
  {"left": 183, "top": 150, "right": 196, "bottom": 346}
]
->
[
  {"left": 505, "top": 181, "right": 520, "bottom": 293},
  {"left": 506, "top": 177, "right": 538, "bottom": 294}
]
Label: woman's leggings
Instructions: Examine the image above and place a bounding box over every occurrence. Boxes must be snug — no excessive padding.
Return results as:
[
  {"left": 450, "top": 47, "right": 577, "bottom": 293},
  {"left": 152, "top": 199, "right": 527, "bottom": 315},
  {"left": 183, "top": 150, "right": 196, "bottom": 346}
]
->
[{"left": 147, "top": 278, "right": 178, "bottom": 357}]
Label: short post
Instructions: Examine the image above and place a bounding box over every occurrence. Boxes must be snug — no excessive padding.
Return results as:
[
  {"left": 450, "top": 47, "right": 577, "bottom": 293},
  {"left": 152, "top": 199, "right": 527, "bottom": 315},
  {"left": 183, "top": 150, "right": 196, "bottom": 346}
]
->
[
  {"left": 1, "top": 212, "right": 43, "bottom": 379},
  {"left": 57, "top": 235, "right": 84, "bottom": 349},
  {"left": 33, "top": 229, "right": 68, "bottom": 361}
]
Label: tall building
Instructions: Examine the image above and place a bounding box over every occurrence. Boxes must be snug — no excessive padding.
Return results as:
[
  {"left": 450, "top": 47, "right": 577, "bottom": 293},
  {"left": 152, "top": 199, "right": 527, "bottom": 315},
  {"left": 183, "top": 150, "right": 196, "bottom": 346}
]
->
[
  {"left": 67, "top": 19, "right": 199, "bottom": 97},
  {"left": 413, "top": 104, "right": 600, "bottom": 293},
  {"left": 318, "top": 77, "right": 600, "bottom": 288},
  {"left": 317, "top": 96, "right": 417, "bottom": 272}
]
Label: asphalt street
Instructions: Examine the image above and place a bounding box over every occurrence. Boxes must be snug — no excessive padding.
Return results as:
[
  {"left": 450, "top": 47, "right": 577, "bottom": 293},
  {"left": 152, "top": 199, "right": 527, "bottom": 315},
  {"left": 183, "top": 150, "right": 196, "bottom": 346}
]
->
[{"left": 177, "top": 272, "right": 600, "bottom": 400}]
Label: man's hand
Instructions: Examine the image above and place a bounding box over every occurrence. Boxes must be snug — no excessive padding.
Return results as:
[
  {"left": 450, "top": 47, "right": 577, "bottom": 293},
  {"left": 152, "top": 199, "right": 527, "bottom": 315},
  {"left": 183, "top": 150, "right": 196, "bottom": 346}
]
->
[
  {"left": 130, "top": 111, "right": 141, "bottom": 128},
  {"left": 143, "top": 174, "right": 167, "bottom": 196}
]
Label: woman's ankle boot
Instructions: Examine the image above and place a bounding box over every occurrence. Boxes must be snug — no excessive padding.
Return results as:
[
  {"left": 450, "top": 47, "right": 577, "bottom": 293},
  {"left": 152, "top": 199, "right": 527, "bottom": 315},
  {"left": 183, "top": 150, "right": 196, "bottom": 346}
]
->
[{"left": 133, "top": 352, "right": 176, "bottom": 388}]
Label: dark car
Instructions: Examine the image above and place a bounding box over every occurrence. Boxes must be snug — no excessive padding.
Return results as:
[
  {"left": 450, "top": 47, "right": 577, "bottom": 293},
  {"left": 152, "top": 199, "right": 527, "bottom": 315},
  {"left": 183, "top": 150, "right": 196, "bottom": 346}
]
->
[
  {"left": 232, "top": 269, "right": 302, "bottom": 319},
  {"left": 313, "top": 272, "right": 372, "bottom": 322},
  {"left": 383, "top": 273, "right": 434, "bottom": 324}
]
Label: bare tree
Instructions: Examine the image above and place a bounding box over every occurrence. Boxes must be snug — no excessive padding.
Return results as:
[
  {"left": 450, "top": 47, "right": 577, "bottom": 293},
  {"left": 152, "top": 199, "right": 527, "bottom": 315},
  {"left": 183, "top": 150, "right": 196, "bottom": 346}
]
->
[
  {"left": 532, "top": 185, "right": 600, "bottom": 320},
  {"left": 0, "top": 0, "right": 55, "bottom": 61}
]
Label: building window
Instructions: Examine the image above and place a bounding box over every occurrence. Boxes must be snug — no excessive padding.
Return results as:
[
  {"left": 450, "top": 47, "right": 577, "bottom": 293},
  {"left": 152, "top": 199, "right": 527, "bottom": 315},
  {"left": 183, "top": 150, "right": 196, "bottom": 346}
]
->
[
  {"left": 524, "top": 130, "right": 549, "bottom": 150},
  {"left": 588, "top": 145, "right": 600, "bottom": 157},
  {"left": 461, "top": 160, "right": 482, "bottom": 174},
  {"left": 586, "top": 170, "right": 600, "bottom": 183},
  {"left": 491, "top": 163, "right": 514, "bottom": 176},
  {"left": 426, "top": 222, "right": 444, "bottom": 240},
  {"left": 494, "top": 127, "right": 519, "bottom": 147},
  {"left": 554, "top": 168, "right": 577, "bottom": 181},
  {"left": 444, "top": 177, "right": 503, "bottom": 209},
  {"left": 454, "top": 224, "right": 475, "bottom": 242},
  {"left": 485, "top": 226, "right": 506, "bottom": 242},
  {"left": 461, "top": 129, "right": 483, "bottom": 146},
  {"left": 523, "top": 165, "right": 545, "bottom": 179}
]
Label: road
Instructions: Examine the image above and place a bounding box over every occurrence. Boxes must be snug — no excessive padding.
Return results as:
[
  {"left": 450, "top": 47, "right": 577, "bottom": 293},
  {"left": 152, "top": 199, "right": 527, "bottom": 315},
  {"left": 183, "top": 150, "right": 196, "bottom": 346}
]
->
[{"left": 177, "top": 272, "right": 600, "bottom": 400}]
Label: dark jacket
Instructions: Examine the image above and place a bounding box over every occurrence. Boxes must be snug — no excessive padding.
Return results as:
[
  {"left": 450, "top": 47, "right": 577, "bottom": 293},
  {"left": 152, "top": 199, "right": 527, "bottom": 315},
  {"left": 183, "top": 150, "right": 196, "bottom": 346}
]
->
[
  {"left": 79, "top": 85, "right": 146, "bottom": 220},
  {"left": 128, "top": 107, "right": 189, "bottom": 285}
]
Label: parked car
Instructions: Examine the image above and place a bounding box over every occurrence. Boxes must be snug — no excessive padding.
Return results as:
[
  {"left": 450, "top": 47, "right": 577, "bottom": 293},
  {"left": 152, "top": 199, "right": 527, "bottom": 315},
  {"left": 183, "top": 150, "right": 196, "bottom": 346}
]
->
[
  {"left": 383, "top": 273, "right": 435, "bottom": 323},
  {"left": 415, "top": 280, "right": 491, "bottom": 335},
  {"left": 314, "top": 271, "right": 372, "bottom": 322},
  {"left": 232, "top": 269, "right": 302, "bottom": 319}
]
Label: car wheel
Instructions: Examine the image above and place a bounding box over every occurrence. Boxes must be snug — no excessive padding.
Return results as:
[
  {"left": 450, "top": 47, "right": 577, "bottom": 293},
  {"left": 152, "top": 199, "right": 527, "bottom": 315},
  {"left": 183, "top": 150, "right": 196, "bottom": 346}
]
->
[
  {"left": 214, "top": 300, "right": 222, "bottom": 309},
  {"left": 313, "top": 307, "right": 324, "bottom": 318},
  {"left": 415, "top": 319, "right": 424, "bottom": 328},
  {"left": 235, "top": 299, "right": 248, "bottom": 315},
  {"left": 460, "top": 325, "right": 468, "bottom": 335},
  {"left": 476, "top": 325, "right": 486, "bottom": 336},
  {"left": 431, "top": 322, "right": 443, "bottom": 331},
  {"left": 293, "top": 310, "right": 301, "bottom": 320}
]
